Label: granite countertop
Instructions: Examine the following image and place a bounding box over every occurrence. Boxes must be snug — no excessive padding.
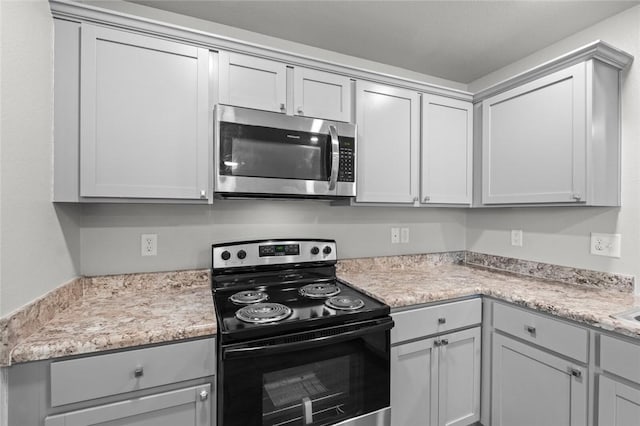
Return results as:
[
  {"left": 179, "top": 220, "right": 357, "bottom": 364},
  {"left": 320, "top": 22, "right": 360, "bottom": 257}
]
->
[
  {"left": 5, "top": 253, "right": 640, "bottom": 365},
  {"left": 8, "top": 270, "right": 216, "bottom": 364},
  {"left": 337, "top": 256, "right": 640, "bottom": 339}
]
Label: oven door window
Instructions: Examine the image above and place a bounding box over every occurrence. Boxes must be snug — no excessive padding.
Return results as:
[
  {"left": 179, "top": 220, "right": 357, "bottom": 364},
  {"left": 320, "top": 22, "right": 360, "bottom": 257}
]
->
[
  {"left": 220, "top": 330, "right": 389, "bottom": 426},
  {"left": 219, "top": 122, "right": 329, "bottom": 181}
]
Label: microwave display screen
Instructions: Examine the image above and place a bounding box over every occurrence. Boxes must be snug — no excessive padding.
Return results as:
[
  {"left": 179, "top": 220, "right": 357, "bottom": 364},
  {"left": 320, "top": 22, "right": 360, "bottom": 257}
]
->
[{"left": 220, "top": 123, "right": 329, "bottom": 181}]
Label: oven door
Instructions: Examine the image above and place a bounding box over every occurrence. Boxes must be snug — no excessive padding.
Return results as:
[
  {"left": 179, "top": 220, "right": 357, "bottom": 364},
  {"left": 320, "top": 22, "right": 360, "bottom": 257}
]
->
[
  {"left": 218, "top": 318, "right": 392, "bottom": 426},
  {"left": 214, "top": 105, "right": 354, "bottom": 197}
]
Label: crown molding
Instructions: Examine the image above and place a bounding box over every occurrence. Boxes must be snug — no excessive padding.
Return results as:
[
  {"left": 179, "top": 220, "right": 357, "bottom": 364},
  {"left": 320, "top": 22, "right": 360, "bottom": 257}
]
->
[
  {"left": 49, "top": 0, "right": 473, "bottom": 101},
  {"left": 473, "top": 40, "right": 634, "bottom": 103}
]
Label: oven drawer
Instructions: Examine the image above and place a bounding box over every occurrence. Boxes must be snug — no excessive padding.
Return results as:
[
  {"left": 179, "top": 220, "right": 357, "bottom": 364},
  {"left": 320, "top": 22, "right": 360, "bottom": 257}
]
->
[
  {"left": 50, "top": 338, "right": 215, "bottom": 407},
  {"left": 391, "top": 298, "right": 481, "bottom": 344},
  {"left": 493, "top": 302, "right": 588, "bottom": 362},
  {"left": 600, "top": 334, "right": 640, "bottom": 384}
]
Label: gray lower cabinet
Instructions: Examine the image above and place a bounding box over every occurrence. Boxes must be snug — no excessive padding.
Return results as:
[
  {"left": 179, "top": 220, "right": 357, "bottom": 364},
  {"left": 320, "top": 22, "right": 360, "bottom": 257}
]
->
[
  {"left": 597, "top": 333, "right": 640, "bottom": 426},
  {"left": 392, "top": 327, "right": 481, "bottom": 426},
  {"left": 391, "top": 299, "right": 481, "bottom": 426},
  {"left": 491, "top": 333, "right": 587, "bottom": 426},
  {"left": 598, "top": 375, "right": 640, "bottom": 426},
  {"left": 7, "top": 338, "right": 216, "bottom": 426},
  {"left": 44, "top": 384, "right": 211, "bottom": 426}
]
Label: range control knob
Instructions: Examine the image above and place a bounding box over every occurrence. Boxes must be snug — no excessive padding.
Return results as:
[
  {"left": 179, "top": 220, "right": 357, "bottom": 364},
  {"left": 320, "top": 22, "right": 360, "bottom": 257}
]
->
[
  {"left": 323, "top": 246, "right": 332, "bottom": 255},
  {"left": 237, "top": 250, "right": 247, "bottom": 260},
  {"left": 221, "top": 250, "right": 231, "bottom": 261},
  {"left": 311, "top": 246, "right": 320, "bottom": 255}
]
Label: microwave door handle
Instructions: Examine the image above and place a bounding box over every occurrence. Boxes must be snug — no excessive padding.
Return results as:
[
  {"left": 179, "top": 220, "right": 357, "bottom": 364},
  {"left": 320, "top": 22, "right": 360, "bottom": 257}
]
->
[{"left": 328, "top": 125, "right": 340, "bottom": 191}]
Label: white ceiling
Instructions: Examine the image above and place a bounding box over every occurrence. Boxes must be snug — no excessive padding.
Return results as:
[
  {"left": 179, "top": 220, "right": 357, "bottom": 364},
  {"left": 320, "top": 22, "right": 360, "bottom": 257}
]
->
[{"left": 126, "top": 0, "right": 639, "bottom": 83}]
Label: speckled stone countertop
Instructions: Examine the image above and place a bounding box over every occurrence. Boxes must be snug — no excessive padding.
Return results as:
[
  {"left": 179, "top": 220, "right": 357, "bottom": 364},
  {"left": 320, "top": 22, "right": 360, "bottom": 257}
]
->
[
  {"left": 8, "top": 270, "right": 216, "bottom": 364},
  {"left": 4, "top": 252, "right": 640, "bottom": 365},
  {"left": 337, "top": 255, "right": 640, "bottom": 340}
]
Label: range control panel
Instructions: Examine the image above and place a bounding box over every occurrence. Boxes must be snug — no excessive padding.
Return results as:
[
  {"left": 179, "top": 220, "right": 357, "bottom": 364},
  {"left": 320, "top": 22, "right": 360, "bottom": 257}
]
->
[{"left": 212, "top": 239, "right": 337, "bottom": 270}]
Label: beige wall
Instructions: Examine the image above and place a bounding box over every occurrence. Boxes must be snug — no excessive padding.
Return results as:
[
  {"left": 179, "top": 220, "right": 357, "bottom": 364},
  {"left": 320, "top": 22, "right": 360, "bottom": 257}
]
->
[
  {"left": 0, "top": 0, "right": 80, "bottom": 316},
  {"left": 467, "top": 6, "right": 640, "bottom": 294}
]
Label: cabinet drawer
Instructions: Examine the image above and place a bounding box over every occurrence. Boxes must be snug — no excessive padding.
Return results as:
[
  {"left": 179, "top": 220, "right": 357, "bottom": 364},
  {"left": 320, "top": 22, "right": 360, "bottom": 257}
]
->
[
  {"left": 392, "top": 298, "right": 481, "bottom": 344},
  {"left": 50, "top": 338, "right": 215, "bottom": 407},
  {"left": 600, "top": 334, "right": 640, "bottom": 384},
  {"left": 493, "top": 303, "right": 588, "bottom": 362}
]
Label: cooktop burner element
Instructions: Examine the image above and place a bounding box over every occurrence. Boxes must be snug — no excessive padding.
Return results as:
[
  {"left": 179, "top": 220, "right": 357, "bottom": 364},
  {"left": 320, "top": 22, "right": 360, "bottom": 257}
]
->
[
  {"left": 299, "top": 283, "right": 341, "bottom": 299},
  {"left": 229, "top": 290, "right": 268, "bottom": 305},
  {"left": 235, "top": 303, "right": 293, "bottom": 324},
  {"left": 325, "top": 295, "right": 365, "bottom": 311}
]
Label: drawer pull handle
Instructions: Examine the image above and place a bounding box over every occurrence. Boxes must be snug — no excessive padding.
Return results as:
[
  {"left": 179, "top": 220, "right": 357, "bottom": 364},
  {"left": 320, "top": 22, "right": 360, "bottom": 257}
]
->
[
  {"left": 199, "top": 390, "right": 209, "bottom": 401},
  {"left": 441, "top": 339, "right": 449, "bottom": 346},
  {"left": 569, "top": 368, "right": 582, "bottom": 379},
  {"left": 438, "top": 317, "right": 446, "bottom": 324},
  {"left": 525, "top": 325, "right": 536, "bottom": 335},
  {"left": 134, "top": 367, "right": 144, "bottom": 378},
  {"left": 434, "top": 340, "right": 442, "bottom": 347}
]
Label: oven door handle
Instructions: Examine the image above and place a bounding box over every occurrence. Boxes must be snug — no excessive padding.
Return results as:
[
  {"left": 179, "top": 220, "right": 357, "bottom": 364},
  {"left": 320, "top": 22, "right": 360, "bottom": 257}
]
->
[{"left": 222, "top": 319, "right": 393, "bottom": 360}]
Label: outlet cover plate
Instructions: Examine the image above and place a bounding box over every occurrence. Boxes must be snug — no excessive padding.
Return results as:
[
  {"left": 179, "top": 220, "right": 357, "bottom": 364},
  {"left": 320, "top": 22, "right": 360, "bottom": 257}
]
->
[
  {"left": 590, "top": 233, "right": 621, "bottom": 258},
  {"left": 511, "top": 230, "right": 523, "bottom": 247},
  {"left": 141, "top": 234, "right": 157, "bottom": 256},
  {"left": 391, "top": 228, "right": 400, "bottom": 244}
]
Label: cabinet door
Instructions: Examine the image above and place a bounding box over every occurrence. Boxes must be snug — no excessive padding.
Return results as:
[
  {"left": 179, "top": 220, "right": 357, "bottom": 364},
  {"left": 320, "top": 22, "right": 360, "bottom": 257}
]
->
[
  {"left": 44, "top": 384, "right": 211, "bottom": 426},
  {"left": 492, "top": 333, "right": 587, "bottom": 426},
  {"left": 218, "top": 51, "right": 286, "bottom": 113},
  {"left": 438, "top": 328, "right": 480, "bottom": 426},
  {"left": 598, "top": 375, "right": 640, "bottom": 426},
  {"left": 421, "top": 95, "right": 472, "bottom": 205},
  {"left": 355, "top": 81, "right": 420, "bottom": 203},
  {"left": 80, "top": 24, "right": 209, "bottom": 200},
  {"left": 482, "top": 62, "right": 587, "bottom": 204},
  {"left": 391, "top": 338, "right": 438, "bottom": 426},
  {"left": 293, "top": 67, "right": 352, "bottom": 122}
]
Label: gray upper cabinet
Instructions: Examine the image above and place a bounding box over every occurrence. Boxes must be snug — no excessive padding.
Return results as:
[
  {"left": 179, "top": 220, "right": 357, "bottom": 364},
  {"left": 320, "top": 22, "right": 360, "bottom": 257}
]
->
[
  {"left": 355, "top": 81, "right": 420, "bottom": 203},
  {"left": 421, "top": 95, "right": 473, "bottom": 205},
  {"left": 218, "top": 51, "right": 287, "bottom": 113},
  {"left": 219, "top": 52, "right": 352, "bottom": 122},
  {"left": 79, "top": 24, "right": 210, "bottom": 200},
  {"left": 293, "top": 67, "right": 352, "bottom": 122},
  {"left": 482, "top": 63, "right": 588, "bottom": 205},
  {"left": 480, "top": 47, "right": 632, "bottom": 206}
]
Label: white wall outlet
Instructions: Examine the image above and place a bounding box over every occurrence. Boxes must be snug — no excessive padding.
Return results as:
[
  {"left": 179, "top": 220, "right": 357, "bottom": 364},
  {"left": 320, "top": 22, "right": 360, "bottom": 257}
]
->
[
  {"left": 511, "top": 229, "right": 523, "bottom": 247},
  {"left": 590, "top": 233, "right": 621, "bottom": 258},
  {"left": 401, "top": 227, "right": 410, "bottom": 243},
  {"left": 141, "top": 234, "right": 157, "bottom": 256},
  {"left": 391, "top": 227, "right": 400, "bottom": 244}
]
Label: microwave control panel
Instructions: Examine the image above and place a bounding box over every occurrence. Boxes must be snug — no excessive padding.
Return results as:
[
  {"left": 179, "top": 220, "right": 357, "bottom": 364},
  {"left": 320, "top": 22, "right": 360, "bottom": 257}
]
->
[{"left": 338, "top": 137, "right": 355, "bottom": 182}]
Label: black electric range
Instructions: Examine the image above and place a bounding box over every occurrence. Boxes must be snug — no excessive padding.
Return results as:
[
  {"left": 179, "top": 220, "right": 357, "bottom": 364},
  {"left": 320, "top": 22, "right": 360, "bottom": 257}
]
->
[{"left": 211, "top": 239, "right": 393, "bottom": 426}]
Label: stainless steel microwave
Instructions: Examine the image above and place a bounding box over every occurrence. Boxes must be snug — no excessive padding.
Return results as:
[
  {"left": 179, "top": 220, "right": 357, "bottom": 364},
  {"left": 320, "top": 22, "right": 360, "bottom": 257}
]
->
[{"left": 214, "top": 105, "right": 356, "bottom": 199}]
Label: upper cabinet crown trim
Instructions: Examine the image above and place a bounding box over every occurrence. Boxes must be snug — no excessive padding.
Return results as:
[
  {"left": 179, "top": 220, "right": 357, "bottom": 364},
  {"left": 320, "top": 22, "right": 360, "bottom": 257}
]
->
[
  {"left": 474, "top": 40, "right": 634, "bottom": 103},
  {"left": 49, "top": 0, "right": 472, "bottom": 102}
]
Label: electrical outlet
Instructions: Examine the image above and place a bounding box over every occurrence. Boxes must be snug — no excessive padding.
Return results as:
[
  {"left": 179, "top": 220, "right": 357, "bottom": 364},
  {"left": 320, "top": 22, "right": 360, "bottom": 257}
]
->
[
  {"left": 590, "top": 233, "right": 621, "bottom": 258},
  {"left": 511, "top": 230, "right": 523, "bottom": 247},
  {"left": 141, "top": 234, "right": 157, "bottom": 256},
  {"left": 401, "top": 228, "right": 410, "bottom": 243},
  {"left": 391, "top": 228, "right": 400, "bottom": 244}
]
